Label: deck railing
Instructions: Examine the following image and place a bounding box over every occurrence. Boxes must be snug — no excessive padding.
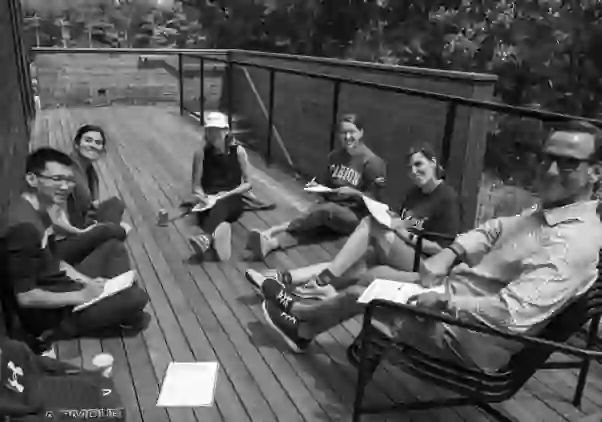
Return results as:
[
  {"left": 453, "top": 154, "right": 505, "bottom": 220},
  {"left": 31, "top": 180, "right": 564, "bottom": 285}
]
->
[
  {"left": 32, "top": 47, "right": 602, "bottom": 167},
  {"left": 31, "top": 47, "right": 602, "bottom": 228}
]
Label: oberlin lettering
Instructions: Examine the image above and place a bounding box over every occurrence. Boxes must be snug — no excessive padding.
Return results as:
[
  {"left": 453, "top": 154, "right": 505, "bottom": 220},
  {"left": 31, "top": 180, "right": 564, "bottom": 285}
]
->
[{"left": 45, "top": 408, "right": 124, "bottom": 419}]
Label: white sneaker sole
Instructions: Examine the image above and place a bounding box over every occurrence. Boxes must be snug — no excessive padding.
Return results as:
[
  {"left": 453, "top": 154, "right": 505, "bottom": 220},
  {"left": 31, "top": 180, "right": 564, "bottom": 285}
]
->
[
  {"left": 262, "top": 302, "right": 304, "bottom": 353},
  {"left": 213, "top": 223, "right": 232, "bottom": 261},
  {"left": 245, "top": 269, "right": 266, "bottom": 290},
  {"left": 42, "top": 345, "right": 56, "bottom": 359}
]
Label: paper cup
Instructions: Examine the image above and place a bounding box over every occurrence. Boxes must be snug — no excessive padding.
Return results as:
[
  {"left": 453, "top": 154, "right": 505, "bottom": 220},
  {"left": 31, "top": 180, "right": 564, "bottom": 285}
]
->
[{"left": 92, "top": 353, "right": 114, "bottom": 378}]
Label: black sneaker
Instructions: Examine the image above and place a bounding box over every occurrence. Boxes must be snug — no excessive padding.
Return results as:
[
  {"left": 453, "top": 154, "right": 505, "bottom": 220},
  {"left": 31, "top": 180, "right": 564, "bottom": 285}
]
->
[
  {"left": 246, "top": 269, "right": 292, "bottom": 290},
  {"left": 261, "top": 278, "right": 296, "bottom": 312},
  {"left": 189, "top": 233, "right": 211, "bottom": 258},
  {"left": 262, "top": 301, "right": 311, "bottom": 353}
]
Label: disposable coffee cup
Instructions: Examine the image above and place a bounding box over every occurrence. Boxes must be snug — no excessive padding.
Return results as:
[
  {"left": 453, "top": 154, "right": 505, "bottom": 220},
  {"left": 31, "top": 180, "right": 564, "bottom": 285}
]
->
[{"left": 92, "top": 353, "right": 114, "bottom": 378}]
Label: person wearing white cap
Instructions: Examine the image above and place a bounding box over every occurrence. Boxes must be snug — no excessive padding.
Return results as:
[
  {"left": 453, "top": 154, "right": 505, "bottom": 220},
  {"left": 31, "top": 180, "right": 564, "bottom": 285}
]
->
[{"left": 188, "top": 112, "right": 252, "bottom": 260}]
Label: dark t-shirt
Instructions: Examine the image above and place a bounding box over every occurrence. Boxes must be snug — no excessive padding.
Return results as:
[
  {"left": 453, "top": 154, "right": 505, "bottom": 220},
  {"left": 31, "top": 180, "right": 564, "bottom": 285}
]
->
[
  {"left": 0, "top": 197, "right": 79, "bottom": 336},
  {"left": 199, "top": 141, "right": 243, "bottom": 195},
  {"left": 322, "top": 145, "right": 386, "bottom": 210},
  {"left": 399, "top": 182, "right": 460, "bottom": 247}
]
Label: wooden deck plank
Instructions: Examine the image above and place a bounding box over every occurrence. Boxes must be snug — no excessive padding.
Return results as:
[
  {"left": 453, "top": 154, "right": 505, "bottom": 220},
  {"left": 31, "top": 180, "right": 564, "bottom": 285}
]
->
[
  {"left": 58, "top": 108, "right": 177, "bottom": 422},
  {"left": 107, "top": 108, "right": 306, "bottom": 422},
  {"left": 137, "top": 108, "right": 404, "bottom": 422},
  {"left": 28, "top": 105, "right": 602, "bottom": 422},
  {"left": 141, "top": 108, "right": 477, "bottom": 422}
]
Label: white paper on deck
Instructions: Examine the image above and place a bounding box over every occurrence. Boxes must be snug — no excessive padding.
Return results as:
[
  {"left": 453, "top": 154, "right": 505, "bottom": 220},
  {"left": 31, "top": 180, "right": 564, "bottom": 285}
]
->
[
  {"left": 357, "top": 279, "right": 445, "bottom": 305},
  {"left": 157, "top": 362, "right": 219, "bottom": 407},
  {"left": 362, "top": 196, "right": 392, "bottom": 228}
]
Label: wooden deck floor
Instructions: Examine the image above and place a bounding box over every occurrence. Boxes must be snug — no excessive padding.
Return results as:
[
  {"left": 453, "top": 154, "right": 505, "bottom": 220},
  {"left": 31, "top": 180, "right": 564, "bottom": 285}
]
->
[{"left": 30, "top": 104, "right": 602, "bottom": 422}]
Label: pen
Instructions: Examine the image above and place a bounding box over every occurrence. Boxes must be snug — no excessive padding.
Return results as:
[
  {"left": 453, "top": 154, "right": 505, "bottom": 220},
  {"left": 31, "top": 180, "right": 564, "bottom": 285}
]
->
[{"left": 307, "top": 177, "right": 316, "bottom": 186}]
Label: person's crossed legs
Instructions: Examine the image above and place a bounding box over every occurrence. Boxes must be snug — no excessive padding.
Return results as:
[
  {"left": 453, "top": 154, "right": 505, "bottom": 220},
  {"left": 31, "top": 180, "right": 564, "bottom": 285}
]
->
[
  {"left": 260, "top": 271, "right": 473, "bottom": 375},
  {"left": 248, "top": 201, "right": 361, "bottom": 260},
  {"left": 246, "top": 215, "right": 419, "bottom": 298}
]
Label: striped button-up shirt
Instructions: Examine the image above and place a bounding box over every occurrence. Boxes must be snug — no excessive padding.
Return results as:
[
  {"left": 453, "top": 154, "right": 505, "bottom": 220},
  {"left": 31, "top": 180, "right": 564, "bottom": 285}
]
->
[{"left": 447, "top": 200, "right": 602, "bottom": 370}]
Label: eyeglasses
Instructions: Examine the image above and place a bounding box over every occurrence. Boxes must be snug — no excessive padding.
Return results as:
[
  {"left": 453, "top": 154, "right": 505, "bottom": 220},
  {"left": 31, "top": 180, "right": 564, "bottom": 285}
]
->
[
  {"left": 537, "top": 152, "right": 590, "bottom": 172},
  {"left": 36, "top": 173, "right": 76, "bottom": 186}
]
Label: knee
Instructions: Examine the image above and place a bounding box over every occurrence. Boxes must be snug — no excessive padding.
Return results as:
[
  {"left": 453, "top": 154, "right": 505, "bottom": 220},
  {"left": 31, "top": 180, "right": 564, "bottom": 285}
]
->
[
  {"left": 97, "top": 222, "right": 127, "bottom": 241},
  {"left": 127, "top": 285, "right": 149, "bottom": 311},
  {"left": 97, "top": 238, "right": 127, "bottom": 256},
  {"left": 106, "top": 196, "right": 125, "bottom": 213}
]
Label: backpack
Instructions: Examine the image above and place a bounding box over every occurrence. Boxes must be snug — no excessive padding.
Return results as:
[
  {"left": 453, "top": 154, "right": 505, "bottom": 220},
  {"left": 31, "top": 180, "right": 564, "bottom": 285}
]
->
[{"left": 0, "top": 337, "right": 124, "bottom": 421}]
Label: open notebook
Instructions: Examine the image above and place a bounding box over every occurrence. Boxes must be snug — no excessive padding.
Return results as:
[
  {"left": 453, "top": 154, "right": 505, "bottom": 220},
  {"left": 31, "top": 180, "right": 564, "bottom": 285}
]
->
[
  {"left": 362, "top": 196, "right": 393, "bottom": 228},
  {"left": 191, "top": 195, "right": 218, "bottom": 212},
  {"left": 304, "top": 184, "right": 333, "bottom": 193},
  {"left": 357, "top": 278, "right": 445, "bottom": 305},
  {"left": 73, "top": 270, "right": 137, "bottom": 312}
]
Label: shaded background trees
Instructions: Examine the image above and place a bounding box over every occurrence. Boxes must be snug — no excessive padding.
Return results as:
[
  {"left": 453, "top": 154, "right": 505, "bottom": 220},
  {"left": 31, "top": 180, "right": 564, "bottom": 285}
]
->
[{"left": 21, "top": 0, "right": 602, "bottom": 188}]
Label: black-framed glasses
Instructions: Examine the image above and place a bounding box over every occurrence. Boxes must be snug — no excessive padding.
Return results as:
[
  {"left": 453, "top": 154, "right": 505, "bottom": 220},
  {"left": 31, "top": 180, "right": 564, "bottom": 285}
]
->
[
  {"left": 537, "top": 152, "right": 591, "bottom": 172},
  {"left": 36, "top": 173, "right": 76, "bottom": 186}
]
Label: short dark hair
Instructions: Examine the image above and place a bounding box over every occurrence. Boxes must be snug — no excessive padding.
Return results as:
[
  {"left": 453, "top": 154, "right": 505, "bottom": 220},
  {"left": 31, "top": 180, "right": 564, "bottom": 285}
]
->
[
  {"left": 339, "top": 113, "right": 364, "bottom": 132},
  {"left": 74, "top": 124, "right": 106, "bottom": 147},
  {"left": 550, "top": 120, "right": 602, "bottom": 161},
  {"left": 26, "top": 147, "right": 73, "bottom": 174},
  {"left": 407, "top": 142, "right": 445, "bottom": 178}
]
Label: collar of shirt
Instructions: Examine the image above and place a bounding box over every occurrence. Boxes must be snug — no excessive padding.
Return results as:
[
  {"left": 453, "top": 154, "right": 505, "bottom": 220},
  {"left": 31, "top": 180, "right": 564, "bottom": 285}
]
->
[{"left": 536, "top": 200, "right": 599, "bottom": 227}]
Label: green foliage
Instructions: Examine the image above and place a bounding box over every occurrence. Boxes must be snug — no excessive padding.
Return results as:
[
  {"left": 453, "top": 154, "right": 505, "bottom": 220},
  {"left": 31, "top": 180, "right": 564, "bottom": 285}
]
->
[{"left": 21, "top": 0, "right": 602, "bottom": 187}]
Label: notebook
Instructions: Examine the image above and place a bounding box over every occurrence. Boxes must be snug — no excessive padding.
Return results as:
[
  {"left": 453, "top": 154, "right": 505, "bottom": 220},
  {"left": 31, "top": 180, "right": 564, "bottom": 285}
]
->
[
  {"left": 191, "top": 195, "right": 218, "bottom": 212},
  {"left": 157, "top": 362, "right": 219, "bottom": 407},
  {"left": 304, "top": 184, "right": 333, "bottom": 193},
  {"left": 73, "top": 270, "right": 137, "bottom": 312},
  {"left": 357, "top": 278, "right": 445, "bottom": 305},
  {"left": 362, "top": 196, "right": 392, "bottom": 228}
]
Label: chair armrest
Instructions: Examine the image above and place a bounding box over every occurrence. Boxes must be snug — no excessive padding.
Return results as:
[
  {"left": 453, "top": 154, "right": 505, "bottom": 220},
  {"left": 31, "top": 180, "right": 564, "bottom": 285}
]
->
[
  {"left": 363, "top": 299, "right": 602, "bottom": 361},
  {"left": 408, "top": 228, "right": 456, "bottom": 242},
  {"left": 408, "top": 228, "right": 457, "bottom": 271}
]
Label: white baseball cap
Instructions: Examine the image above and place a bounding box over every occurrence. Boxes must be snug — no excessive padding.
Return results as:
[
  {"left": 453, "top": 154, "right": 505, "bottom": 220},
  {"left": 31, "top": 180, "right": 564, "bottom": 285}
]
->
[{"left": 205, "top": 112, "right": 229, "bottom": 129}]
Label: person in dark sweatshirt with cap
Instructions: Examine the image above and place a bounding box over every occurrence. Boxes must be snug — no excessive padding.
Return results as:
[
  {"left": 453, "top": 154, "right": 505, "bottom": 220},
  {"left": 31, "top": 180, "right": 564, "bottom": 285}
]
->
[{"left": 188, "top": 112, "right": 253, "bottom": 261}]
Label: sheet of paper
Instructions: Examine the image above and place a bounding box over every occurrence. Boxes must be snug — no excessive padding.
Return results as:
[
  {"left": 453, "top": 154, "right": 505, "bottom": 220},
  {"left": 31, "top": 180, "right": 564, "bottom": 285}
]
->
[
  {"left": 157, "top": 362, "right": 219, "bottom": 407},
  {"left": 357, "top": 279, "right": 444, "bottom": 305},
  {"left": 192, "top": 195, "right": 218, "bottom": 212},
  {"left": 304, "top": 184, "right": 333, "bottom": 193},
  {"left": 362, "top": 196, "right": 392, "bottom": 228},
  {"left": 73, "top": 270, "right": 137, "bottom": 312}
]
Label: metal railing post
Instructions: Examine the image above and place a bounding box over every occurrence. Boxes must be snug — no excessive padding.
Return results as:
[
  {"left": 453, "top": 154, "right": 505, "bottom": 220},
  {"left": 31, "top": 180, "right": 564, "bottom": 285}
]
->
[
  {"left": 227, "top": 61, "right": 233, "bottom": 129},
  {"left": 441, "top": 102, "right": 458, "bottom": 168},
  {"left": 329, "top": 81, "right": 341, "bottom": 152},
  {"left": 266, "top": 69, "right": 276, "bottom": 163},
  {"left": 178, "top": 53, "right": 184, "bottom": 116},
  {"left": 199, "top": 57, "right": 204, "bottom": 125}
]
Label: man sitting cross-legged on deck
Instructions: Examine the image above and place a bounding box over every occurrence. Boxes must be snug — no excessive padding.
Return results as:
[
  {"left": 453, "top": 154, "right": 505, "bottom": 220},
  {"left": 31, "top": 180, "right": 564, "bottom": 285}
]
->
[
  {"left": 246, "top": 141, "right": 460, "bottom": 299},
  {"left": 259, "top": 121, "right": 602, "bottom": 372},
  {"left": 247, "top": 113, "right": 386, "bottom": 260},
  {"left": 0, "top": 148, "right": 149, "bottom": 346}
]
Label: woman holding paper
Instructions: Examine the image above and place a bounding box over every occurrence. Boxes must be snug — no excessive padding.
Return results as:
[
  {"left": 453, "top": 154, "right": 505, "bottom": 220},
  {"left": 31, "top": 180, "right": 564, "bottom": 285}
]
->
[
  {"left": 247, "top": 113, "right": 386, "bottom": 260},
  {"left": 246, "top": 142, "right": 460, "bottom": 299},
  {"left": 188, "top": 112, "right": 252, "bottom": 261},
  {"left": 50, "top": 124, "right": 130, "bottom": 268}
]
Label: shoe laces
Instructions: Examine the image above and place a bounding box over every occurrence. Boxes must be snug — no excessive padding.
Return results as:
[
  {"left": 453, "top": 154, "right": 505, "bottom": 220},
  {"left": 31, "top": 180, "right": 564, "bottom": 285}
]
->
[
  {"left": 199, "top": 234, "right": 211, "bottom": 248},
  {"left": 276, "top": 290, "right": 293, "bottom": 309},
  {"left": 281, "top": 312, "right": 297, "bottom": 324}
]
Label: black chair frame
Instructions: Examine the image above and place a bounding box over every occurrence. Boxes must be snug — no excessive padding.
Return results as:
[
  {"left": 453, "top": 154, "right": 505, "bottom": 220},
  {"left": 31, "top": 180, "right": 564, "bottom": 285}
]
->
[{"left": 352, "top": 231, "right": 602, "bottom": 422}]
